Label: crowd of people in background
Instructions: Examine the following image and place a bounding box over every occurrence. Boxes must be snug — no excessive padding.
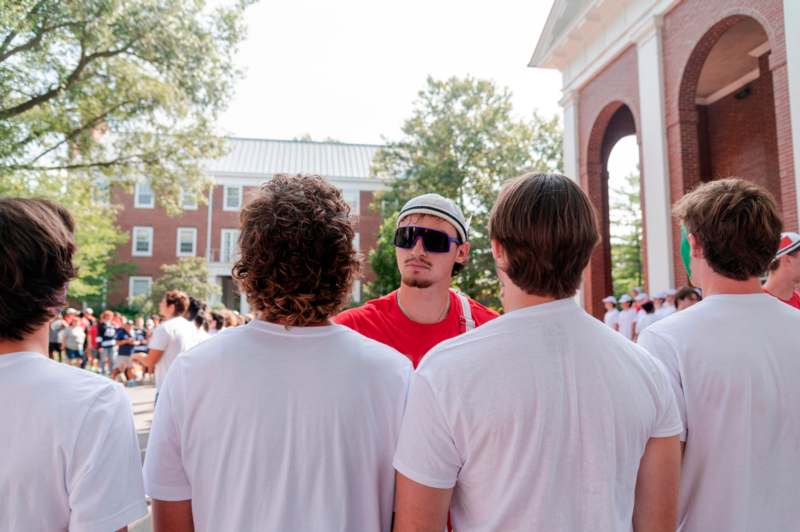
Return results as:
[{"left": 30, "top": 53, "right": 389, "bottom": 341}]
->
[
  {"left": 601, "top": 230, "right": 800, "bottom": 341},
  {"left": 601, "top": 286, "right": 700, "bottom": 341},
  {"left": 47, "top": 300, "right": 253, "bottom": 386},
  {"left": 2, "top": 174, "right": 800, "bottom": 532}
]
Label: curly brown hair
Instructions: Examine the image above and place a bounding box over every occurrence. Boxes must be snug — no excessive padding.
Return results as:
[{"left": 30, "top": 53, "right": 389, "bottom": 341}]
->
[
  {"left": 232, "top": 174, "right": 360, "bottom": 326},
  {"left": 0, "top": 198, "right": 78, "bottom": 341}
]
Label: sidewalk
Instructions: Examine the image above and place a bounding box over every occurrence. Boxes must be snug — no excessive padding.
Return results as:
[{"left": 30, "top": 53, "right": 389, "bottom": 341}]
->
[{"left": 127, "top": 384, "right": 156, "bottom": 532}]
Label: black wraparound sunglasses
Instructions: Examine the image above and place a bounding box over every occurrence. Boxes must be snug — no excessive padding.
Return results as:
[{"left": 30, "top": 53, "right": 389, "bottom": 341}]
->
[{"left": 393, "top": 226, "right": 462, "bottom": 253}]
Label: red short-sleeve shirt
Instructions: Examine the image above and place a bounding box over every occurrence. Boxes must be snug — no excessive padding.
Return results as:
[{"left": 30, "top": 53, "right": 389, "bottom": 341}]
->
[{"left": 335, "top": 290, "right": 498, "bottom": 368}]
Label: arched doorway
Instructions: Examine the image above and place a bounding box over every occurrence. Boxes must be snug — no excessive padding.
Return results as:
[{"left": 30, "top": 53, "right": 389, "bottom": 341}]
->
[
  {"left": 607, "top": 136, "right": 643, "bottom": 298},
  {"left": 673, "top": 15, "right": 782, "bottom": 285},
  {"left": 584, "top": 102, "right": 640, "bottom": 317}
]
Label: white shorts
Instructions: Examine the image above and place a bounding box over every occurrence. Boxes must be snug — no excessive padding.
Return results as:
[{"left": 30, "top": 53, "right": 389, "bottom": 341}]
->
[{"left": 114, "top": 355, "right": 133, "bottom": 370}]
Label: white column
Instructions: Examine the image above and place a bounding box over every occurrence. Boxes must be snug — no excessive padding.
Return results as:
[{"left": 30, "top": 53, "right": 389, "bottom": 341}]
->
[
  {"left": 784, "top": 0, "right": 800, "bottom": 225},
  {"left": 559, "top": 90, "right": 584, "bottom": 306},
  {"left": 239, "top": 292, "right": 250, "bottom": 315},
  {"left": 635, "top": 17, "right": 675, "bottom": 292},
  {"left": 560, "top": 90, "right": 581, "bottom": 182}
]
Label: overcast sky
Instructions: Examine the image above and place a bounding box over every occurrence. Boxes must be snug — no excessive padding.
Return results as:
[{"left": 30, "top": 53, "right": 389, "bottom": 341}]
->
[{"left": 218, "top": 0, "right": 638, "bottom": 184}]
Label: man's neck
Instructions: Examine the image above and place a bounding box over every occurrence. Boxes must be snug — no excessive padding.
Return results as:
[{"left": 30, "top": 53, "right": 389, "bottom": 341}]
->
[
  {"left": 396, "top": 282, "right": 452, "bottom": 324},
  {"left": 500, "top": 283, "right": 557, "bottom": 313},
  {"left": 701, "top": 273, "right": 763, "bottom": 297},
  {"left": 763, "top": 271, "right": 796, "bottom": 301},
  {"left": 0, "top": 326, "right": 48, "bottom": 356}
]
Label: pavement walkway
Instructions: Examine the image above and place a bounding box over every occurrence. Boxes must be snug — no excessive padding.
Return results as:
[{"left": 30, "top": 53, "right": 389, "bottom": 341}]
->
[{"left": 127, "top": 384, "right": 156, "bottom": 532}]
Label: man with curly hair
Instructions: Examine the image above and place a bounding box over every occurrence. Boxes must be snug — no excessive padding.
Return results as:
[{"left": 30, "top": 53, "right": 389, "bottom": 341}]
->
[
  {"left": 144, "top": 175, "right": 412, "bottom": 531},
  {"left": 638, "top": 178, "right": 800, "bottom": 531},
  {"left": 336, "top": 193, "right": 497, "bottom": 367},
  {"left": 0, "top": 198, "right": 147, "bottom": 531}
]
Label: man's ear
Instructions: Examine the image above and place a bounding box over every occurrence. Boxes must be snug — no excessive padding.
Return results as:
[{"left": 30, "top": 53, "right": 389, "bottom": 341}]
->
[
  {"left": 688, "top": 233, "right": 704, "bottom": 259},
  {"left": 491, "top": 239, "right": 507, "bottom": 269},
  {"left": 455, "top": 241, "right": 470, "bottom": 266}
]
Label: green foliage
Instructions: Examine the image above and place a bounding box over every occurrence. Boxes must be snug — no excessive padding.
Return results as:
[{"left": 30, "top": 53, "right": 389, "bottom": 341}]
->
[
  {"left": 610, "top": 173, "right": 644, "bottom": 296},
  {"left": 0, "top": 0, "right": 252, "bottom": 211},
  {"left": 363, "top": 212, "right": 401, "bottom": 299},
  {"left": 367, "top": 76, "right": 563, "bottom": 305},
  {"left": 0, "top": 174, "right": 129, "bottom": 307},
  {"left": 128, "top": 257, "right": 220, "bottom": 315},
  {"left": 150, "top": 257, "right": 220, "bottom": 309},
  {"left": 0, "top": 0, "right": 250, "bottom": 304}
]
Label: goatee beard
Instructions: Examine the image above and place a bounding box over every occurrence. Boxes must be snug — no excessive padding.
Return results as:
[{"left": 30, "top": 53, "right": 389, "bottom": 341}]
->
[{"left": 401, "top": 277, "right": 434, "bottom": 289}]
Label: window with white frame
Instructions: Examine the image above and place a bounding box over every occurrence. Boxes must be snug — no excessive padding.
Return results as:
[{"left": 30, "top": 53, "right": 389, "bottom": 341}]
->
[
  {"left": 220, "top": 229, "right": 240, "bottom": 263},
  {"left": 128, "top": 276, "right": 152, "bottom": 299},
  {"left": 176, "top": 227, "right": 197, "bottom": 257},
  {"left": 134, "top": 180, "right": 155, "bottom": 208},
  {"left": 342, "top": 189, "right": 359, "bottom": 215},
  {"left": 223, "top": 185, "right": 242, "bottom": 210},
  {"left": 181, "top": 188, "right": 198, "bottom": 209},
  {"left": 353, "top": 232, "right": 360, "bottom": 253},
  {"left": 132, "top": 226, "right": 153, "bottom": 257}
]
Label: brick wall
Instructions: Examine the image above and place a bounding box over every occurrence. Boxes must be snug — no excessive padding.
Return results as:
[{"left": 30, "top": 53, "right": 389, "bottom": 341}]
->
[
  {"left": 702, "top": 54, "right": 782, "bottom": 205},
  {"left": 578, "top": 45, "right": 641, "bottom": 318},
  {"left": 109, "top": 182, "right": 381, "bottom": 307},
  {"left": 661, "top": 0, "right": 795, "bottom": 286}
]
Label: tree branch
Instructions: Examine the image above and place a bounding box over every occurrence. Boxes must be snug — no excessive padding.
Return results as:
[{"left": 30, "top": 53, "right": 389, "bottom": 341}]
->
[
  {"left": 0, "top": 0, "right": 49, "bottom": 57},
  {"left": 0, "top": 21, "right": 83, "bottom": 63},
  {"left": 0, "top": 41, "right": 136, "bottom": 120},
  {"left": 2, "top": 153, "right": 154, "bottom": 172},
  {"left": 19, "top": 99, "right": 136, "bottom": 164}
]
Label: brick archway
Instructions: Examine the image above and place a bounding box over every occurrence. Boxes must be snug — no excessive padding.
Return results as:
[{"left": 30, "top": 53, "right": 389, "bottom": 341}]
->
[
  {"left": 672, "top": 12, "right": 786, "bottom": 285},
  {"left": 584, "top": 101, "right": 640, "bottom": 318}
]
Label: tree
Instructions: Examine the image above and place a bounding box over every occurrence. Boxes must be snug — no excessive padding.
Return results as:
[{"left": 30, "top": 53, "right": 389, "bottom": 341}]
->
[
  {"left": 0, "top": 172, "right": 130, "bottom": 307},
  {"left": 367, "top": 76, "right": 563, "bottom": 305},
  {"left": 0, "top": 0, "right": 250, "bottom": 304},
  {"left": 128, "top": 257, "right": 220, "bottom": 315},
  {"left": 363, "top": 213, "right": 401, "bottom": 300},
  {"left": 0, "top": 0, "right": 251, "bottom": 211},
  {"left": 610, "top": 173, "right": 644, "bottom": 296}
]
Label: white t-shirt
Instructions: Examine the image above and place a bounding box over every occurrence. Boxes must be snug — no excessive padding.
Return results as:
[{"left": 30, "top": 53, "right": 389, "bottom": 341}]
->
[
  {"left": 194, "top": 325, "right": 211, "bottom": 343},
  {"left": 603, "top": 308, "right": 620, "bottom": 329},
  {"left": 656, "top": 303, "right": 676, "bottom": 319},
  {"left": 617, "top": 307, "right": 637, "bottom": 339},
  {"left": 144, "top": 320, "right": 412, "bottom": 532},
  {"left": 635, "top": 311, "right": 659, "bottom": 336},
  {"left": 394, "top": 298, "right": 682, "bottom": 531},
  {"left": 0, "top": 352, "right": 147, "bottom": 532},
  {"left": 148, "top": 316, "right": 198, "bottom": 389},
  {"left": 638, "top": 293, "right": 800, "bottom": 532}
]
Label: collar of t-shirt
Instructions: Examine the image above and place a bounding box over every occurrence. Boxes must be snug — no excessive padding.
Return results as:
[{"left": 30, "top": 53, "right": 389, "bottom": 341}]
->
[
  {"left": 0, "top": 351, "right": 41, "bottom": 366},
  {"left": 247, "top": 319, "right": 343, "bottom": 338}
]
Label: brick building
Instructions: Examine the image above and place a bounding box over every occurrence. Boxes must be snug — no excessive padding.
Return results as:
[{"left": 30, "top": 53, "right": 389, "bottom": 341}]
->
[
  {"left": 531, "top": 0, "right": 800, "bottom": 318},
  {"left": 110, "top": 138, "right": 385, "bottom": 311}
]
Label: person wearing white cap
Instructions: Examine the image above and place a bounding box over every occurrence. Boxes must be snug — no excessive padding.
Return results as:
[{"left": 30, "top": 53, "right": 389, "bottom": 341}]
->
[
  {"left": 336, "top": 193, "right": 497, "bottom": 367},
  {"left": 659, "top": 289, "right": 678, "bottom": 318},
  {"left": 638, "top": 178, "right": 800, "bottom": 532},
  {"left": 762, "top": 231, "right": 800, "bottom": 310},
  {"left": 601, "top": 295, "right": 619, "bottom": 331},
  {"left": 617, "top": 294, "right": 636, "bottom": 339},
  {"left": 393, "top": 173, "right": 681, "bottom": 532},
  {"left": 633, "top": 293, "right": 659, "bottom": 341}
]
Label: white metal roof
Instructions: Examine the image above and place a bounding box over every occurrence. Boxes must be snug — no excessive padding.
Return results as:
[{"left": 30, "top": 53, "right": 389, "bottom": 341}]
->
[{"left": 205, "top": 137, "right": 383, "bottom": 180}]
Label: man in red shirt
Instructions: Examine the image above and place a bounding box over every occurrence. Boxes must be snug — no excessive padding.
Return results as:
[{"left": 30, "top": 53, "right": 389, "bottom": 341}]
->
[
  {"left": 336, "top": 193, "right": 497, "bottom": 367},
  {"left": 763, "top": 231, "right": 800, "bottom": 309}
]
